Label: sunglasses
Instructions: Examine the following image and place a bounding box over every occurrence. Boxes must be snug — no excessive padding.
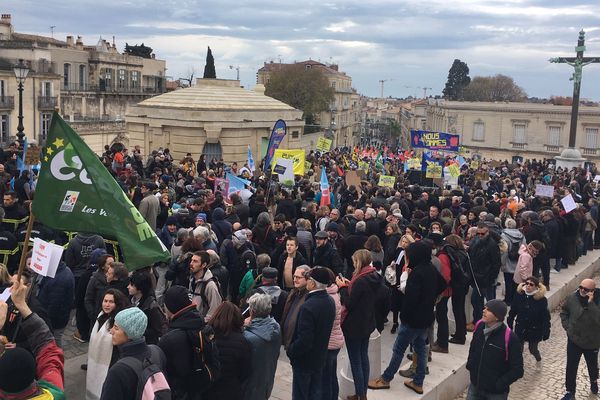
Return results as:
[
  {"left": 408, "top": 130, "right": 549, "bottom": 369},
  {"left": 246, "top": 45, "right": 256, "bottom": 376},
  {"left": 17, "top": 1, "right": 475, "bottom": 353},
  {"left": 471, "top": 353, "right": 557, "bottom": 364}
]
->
[
  {"left": 525, "top": 282, "right": 536, "bottom": 287},
  {"left": 579, "top": 286, "right": 594, "bottom": 293},
  {"left": 477, "top": 232, "right": 487, "bottom": 236}
]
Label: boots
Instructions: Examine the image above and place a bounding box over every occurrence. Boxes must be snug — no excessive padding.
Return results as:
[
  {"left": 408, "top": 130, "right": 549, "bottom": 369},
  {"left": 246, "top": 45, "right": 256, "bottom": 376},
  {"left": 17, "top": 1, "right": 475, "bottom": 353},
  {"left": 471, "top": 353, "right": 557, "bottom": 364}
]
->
[{"left": 399, "top": 352, "right": 430, "bottom": 378}]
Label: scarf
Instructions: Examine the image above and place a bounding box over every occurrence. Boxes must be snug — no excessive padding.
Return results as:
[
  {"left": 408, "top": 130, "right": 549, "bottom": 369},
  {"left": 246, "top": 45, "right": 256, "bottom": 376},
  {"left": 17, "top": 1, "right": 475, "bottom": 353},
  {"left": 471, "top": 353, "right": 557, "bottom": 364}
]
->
[
  {"left": 483, "top": 321, "right": 502, "bottom": 339},
  {"left": 525, "top": 288, "right": 539, "bottom": 297},
  {"left": 341, "top": 265, "right": 376, "bottom": 324}
]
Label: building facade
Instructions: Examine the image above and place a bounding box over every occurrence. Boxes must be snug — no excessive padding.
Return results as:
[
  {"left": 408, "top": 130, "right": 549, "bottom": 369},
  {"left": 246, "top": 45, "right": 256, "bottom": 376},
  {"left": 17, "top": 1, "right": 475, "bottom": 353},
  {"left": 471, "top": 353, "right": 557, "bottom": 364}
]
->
[
  {"left": 0, "top": 13, "right": 166, "bottom": 151},
  {"left": 126, "top": 79, "right": 305, "bottom": 165},
  {"left": 426, "top": 100, "right": 600, "bottom": 161},
  {"left": 257, "top": 60, "right": 360, "bottom": 148}
]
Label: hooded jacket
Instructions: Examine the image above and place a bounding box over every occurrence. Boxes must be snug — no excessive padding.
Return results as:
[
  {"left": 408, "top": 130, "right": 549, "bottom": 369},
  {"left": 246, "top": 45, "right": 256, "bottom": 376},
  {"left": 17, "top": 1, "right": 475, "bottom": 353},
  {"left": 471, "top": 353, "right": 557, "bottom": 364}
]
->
[
  {"left": 507, "top": 283, "right": 550, "bottom": 342},
  {"left": 242, "top": 317, "right": 281, "bottom": 400},
  {"left": 560, "top": 288, "right": 600, "bottom": 349},
  {"left": 158, "top": 305, "right": 206, "bottom": 400},
  {"left": 468, "top": 234, "right": 501, "bottom": 289},
  {"left": 37, "top": 262, "right": 75, "bottom": 330},
  {"left": 64, "top": 233, "right": 106, "bottom": 277},
  {"left": 211, "top": 208, "right": 232, "bottom": 245},
  {"left": 501, "top": 228, "right": 526, "bottom": 274}
]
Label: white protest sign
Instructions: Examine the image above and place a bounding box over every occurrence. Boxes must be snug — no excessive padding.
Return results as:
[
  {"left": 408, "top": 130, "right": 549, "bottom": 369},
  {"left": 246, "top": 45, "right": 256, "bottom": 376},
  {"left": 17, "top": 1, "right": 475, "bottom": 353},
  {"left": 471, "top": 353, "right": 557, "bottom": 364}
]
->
[
  {"left": 561, "top": 194, "right": 577, "bottom": 214},
  {"left": 595, "top": 175, "right": 600, "bottom": 182},
  {"left": 30, "top": 238, "right": 64, "bottom": 278},
  {"left": 0, "top": 287, "right": 10, "bottom": 302},
  {"left": 535, "top": 184, "right": 555, "bottom": 198},
  {"left": 277, "top": 157, "right": 295, "bottom": 187}
]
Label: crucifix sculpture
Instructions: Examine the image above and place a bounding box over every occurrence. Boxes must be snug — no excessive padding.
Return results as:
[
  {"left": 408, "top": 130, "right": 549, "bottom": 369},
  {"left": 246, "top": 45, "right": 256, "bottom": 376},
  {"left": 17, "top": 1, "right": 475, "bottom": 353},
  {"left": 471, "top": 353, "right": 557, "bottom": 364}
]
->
[{"left": 550, "top": 30, "right": 600, "bottom": 149}]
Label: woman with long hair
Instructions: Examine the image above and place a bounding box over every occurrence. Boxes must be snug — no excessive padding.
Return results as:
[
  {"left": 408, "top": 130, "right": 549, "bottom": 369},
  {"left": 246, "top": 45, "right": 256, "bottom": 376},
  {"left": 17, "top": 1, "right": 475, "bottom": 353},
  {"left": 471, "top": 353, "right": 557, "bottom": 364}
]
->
[
  {"left": 86, "top": 289, "right": 129, "bottom": 400},
  {"left": 336, "top": 249, "right": 381, "bottom": 400},
  {"left": 204, "top": 302, "right": 252, "bottom": 400},
  {"left": 385, "top": 234, "right": 415, "bottom": 333},
  {"left": 364, "top": 235, "right": 384, "bottom": 271}
]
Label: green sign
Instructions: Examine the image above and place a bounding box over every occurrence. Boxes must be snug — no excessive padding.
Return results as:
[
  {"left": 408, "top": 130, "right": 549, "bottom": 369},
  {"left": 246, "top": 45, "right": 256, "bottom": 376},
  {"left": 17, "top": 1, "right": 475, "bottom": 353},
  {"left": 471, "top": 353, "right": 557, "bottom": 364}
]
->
[{"left": 32, "top": 112, "right": 170, "bottom": 271}]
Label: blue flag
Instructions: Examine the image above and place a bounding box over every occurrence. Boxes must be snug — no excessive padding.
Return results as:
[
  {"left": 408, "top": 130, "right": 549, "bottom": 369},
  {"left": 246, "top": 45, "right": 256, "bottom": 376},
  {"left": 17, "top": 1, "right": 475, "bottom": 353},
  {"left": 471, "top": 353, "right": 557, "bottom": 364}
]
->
[
  {"left": 264, "top": 120, "right": 287, "bottom": 170},
  {"left": 247, "top": 145, "right": 256, "bottom": 172}
]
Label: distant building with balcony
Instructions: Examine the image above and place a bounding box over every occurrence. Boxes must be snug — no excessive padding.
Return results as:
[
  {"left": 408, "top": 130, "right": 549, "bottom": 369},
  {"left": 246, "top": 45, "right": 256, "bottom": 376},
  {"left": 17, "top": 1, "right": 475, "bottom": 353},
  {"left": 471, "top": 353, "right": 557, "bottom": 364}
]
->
[
  {"left": 426, "top": 100, "right": 600, "bottom": 161},
  {"left": 257, "top": 60, "right": 359, "bottom": 149},
  {"left": 0, "top": 13, "right": 166, "bottom": 151}
]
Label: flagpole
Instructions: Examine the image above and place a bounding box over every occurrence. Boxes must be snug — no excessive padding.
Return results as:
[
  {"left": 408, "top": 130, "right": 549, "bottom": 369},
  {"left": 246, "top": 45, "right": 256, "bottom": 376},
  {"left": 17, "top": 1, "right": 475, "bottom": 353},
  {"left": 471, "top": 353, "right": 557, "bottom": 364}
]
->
[{"left": 16, "top": 210, "right": 35, "bottom": 283}]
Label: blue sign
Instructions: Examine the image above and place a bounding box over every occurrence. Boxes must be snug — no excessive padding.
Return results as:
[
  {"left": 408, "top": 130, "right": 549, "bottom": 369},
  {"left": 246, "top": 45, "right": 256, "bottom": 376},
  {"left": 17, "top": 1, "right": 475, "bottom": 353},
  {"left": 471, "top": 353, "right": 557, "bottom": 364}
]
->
[
  {"left": 411, "top": 130, "right": 460, "bottom": 152},
  {"left": 264, "top": 119, "right": 287, "bottom": 169}
]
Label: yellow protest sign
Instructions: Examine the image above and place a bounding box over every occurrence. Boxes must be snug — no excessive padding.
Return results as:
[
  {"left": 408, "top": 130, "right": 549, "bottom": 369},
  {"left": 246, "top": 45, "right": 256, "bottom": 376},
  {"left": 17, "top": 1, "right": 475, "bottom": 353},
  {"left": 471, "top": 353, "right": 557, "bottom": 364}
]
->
[
  {"left": 316, "top": 137, "right": 333, "bottom": 152},
  {"left": 408, "top": 157, "right": 422, "bottom": 170},
  {"left": 470, "top": 160, "right": 479, "bottom": 170},
  {"left": 272, "top": 149, "right": 306, "bottom": 175},
  {"left": 359, "top": 161, "right": 369, "bottom": 173},
  {"left": 305, "top": 161, "right": 312, "bottom": 172},
  {"left": 426, "top": 164, "right": 442, "bottom": 178},
  {"left": 378, "top": 175, "right": 395, "bottom": 188},
  {"left": 448, "top": 164, "right": 460, "bottom": 178}
]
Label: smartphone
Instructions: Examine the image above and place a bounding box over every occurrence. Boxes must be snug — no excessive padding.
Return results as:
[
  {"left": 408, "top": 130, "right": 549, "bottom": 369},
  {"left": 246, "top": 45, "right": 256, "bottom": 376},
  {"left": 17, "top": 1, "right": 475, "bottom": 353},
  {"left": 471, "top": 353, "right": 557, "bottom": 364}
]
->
[{"left": 242, "top": 306, "right": 250, "bottom": 318}]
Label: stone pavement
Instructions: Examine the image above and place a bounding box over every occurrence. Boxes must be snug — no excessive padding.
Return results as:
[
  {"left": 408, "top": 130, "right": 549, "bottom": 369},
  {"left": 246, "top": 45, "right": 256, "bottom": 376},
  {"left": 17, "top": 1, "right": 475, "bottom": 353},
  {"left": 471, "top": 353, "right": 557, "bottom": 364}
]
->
[
  {"left": 454, "top": 274, "right": 600, "bottom": 400},
  {"left": 62, "top": 251, "right": 600, "bottom": 400}
]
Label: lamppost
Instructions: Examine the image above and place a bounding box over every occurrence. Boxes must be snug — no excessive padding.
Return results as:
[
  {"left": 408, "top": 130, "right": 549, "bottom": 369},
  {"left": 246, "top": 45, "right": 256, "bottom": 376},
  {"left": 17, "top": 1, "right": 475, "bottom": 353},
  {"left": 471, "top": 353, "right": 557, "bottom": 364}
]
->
[
  {"left": 229, "top": 65, "right": 240, "bottom": 81},
  {"left": 13, "top": 59, "right": 29, "bottom": 148}
]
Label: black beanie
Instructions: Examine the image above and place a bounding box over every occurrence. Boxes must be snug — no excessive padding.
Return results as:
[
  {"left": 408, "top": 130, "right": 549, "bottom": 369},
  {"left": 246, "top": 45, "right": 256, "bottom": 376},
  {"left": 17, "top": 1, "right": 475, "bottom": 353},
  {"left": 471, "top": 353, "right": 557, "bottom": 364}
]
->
[
  {"left": 405, "top": 241, "right": 432, "bottom": 267},
  {"left": 0, "top": 347, "right": 36, "bottom": 393},
  {"left": 164, "top": 285, "right": 192, "bottom": 314}
]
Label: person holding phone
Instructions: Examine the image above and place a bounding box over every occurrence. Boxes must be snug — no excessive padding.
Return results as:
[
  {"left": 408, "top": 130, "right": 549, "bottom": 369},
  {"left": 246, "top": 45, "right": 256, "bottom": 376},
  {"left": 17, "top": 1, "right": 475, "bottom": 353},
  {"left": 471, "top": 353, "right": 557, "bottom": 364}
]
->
[{"left": 559, "top": 278, "right": 600, "bottom": 400}]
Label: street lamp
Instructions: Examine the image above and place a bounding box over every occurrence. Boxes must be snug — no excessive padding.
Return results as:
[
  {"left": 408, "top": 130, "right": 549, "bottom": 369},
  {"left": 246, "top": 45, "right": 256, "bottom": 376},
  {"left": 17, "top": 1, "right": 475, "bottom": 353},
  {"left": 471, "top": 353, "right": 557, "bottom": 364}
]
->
[
  {"left": 13, "top": 59, "right": 29, "bottom": 147},
  {"left": 229, "top": 65, "right": 240, "bottom": 81}
]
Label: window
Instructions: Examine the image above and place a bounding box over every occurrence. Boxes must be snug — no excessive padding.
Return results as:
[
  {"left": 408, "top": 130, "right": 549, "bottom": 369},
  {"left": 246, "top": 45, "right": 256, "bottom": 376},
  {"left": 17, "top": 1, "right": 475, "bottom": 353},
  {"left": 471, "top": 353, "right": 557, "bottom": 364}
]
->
[
  {"left": 63, "top": 63, "right": 71, "bottom": 88},
  {"left": 42, "top": 81, "right": 52, "bottom": 97},
  {"left": 131, "top": 71, "right": 139, "bottom": 88},
  {"left": 40, "top": 113, "right": 52, "bottom": 141},
  {"left": 547, "top": 126, "right": 561, "bottom": 146},
  {"left": 202, "top": 142, "right": 222, "bottom": 162},
  {"left": 473, "top": 121, "right": 485, "bottom": 141},
  {"left": 118, "top": 69, "right": 126, "bottom": 89},
  {"left": 0, "top": 114, "right": 8, "bottom": 144},
  {"left": 586, "top": 127, "right": 599, "bottom": 149},
  {"left": 332, "top": 81, "right": 336, "bottom": 89},
  {"left": 0, "top": 80, "right": 5, "bottom": 98},
  {"left": 79, "top": 65, "right": 86, "bottom": 89},
  {"left": 104, "top": 69, "right": 112, "bottom": 89},
  {"left": 291, "top": 130, "right": 299, "bottom": 139},
  {"left": 513, "top": 123, "right": 526, "bottom": 143}
]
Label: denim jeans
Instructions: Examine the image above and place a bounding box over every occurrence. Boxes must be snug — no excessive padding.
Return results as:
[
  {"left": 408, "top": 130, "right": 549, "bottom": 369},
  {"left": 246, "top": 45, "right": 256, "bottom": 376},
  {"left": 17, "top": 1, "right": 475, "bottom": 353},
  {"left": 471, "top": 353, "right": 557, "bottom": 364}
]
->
[
  {"left": 320, "top": 348, "right": 340, "bottom": 400},
  {"left": 346, "top": 337, "right": 370, "bottom": 396},
  {"left": 292, "top": 366, "right": 323, "bottom": 400},
  {"left": 466, "top": 384, "right": 508, "bottom": 400},
  {"left": 471, "top": 285, "right": 497, "bottom": 322},
  {"left": 382, "top": 324, "right": 428, "bottom": 386}
]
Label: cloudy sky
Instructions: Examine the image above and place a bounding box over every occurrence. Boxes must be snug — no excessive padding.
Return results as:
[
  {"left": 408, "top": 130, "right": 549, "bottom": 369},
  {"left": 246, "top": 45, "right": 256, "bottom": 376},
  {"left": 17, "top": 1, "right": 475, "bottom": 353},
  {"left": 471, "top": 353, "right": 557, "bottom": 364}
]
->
[{"left": 4, "top": 0, "right": 600, "bottom": 99}]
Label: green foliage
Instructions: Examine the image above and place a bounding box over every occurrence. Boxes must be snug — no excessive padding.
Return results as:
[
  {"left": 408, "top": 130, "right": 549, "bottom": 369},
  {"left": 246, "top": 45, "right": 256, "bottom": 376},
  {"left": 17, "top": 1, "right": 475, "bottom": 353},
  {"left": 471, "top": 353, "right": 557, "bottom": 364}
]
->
[
  {"left": 265, "top": 64, "right": 335, "bottom": 124},
  {"left": 462, "top": 74, "right": 527, "bottom": 102},
  {"left": 203, "top": 46, "right": 216, "bottom": 79},
  {"left": 443, "top": 59, "right": 471, "bottom": 100},
  {"left": 124, "top": 43, "right": 153, "bottom": 59}
]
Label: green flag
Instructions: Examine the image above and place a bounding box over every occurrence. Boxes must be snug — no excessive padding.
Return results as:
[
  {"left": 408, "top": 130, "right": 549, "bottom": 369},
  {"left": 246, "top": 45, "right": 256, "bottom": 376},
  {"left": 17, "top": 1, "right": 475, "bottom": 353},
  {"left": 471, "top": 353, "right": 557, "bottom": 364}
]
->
[
  {"left": 31, "top": 112, "right": 170, "bottom": 270},
  {"left": 375, "top": 151, "right": 383, "bottom": 171}
]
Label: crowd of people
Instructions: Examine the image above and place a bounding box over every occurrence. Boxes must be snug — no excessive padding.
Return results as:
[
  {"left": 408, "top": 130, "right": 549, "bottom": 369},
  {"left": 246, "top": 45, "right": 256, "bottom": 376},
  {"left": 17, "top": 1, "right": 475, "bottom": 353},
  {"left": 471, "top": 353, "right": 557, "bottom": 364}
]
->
[{"left": 0, "top": 142, "right": 599, "bottom": 400}]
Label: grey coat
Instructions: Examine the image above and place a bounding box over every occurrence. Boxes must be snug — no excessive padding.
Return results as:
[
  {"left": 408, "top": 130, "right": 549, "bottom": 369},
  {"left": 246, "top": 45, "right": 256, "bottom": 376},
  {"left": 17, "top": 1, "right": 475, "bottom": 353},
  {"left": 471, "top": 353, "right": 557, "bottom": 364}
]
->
[
  {"left": 501, "top": 229, "right": 526, "bottom": 274},
  {"left": 560, "top": 288, "right": 600, "bottom": 349},
  {"left": 242, "top": 317, "right": 281, "bottom": 400}
]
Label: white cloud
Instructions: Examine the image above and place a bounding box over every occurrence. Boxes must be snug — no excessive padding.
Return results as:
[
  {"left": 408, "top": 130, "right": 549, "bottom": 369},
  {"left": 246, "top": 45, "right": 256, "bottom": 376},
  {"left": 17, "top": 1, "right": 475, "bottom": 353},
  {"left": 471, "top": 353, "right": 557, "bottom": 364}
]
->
[{"left": 324, "top": 20, "right": 357, "bottom": 33}]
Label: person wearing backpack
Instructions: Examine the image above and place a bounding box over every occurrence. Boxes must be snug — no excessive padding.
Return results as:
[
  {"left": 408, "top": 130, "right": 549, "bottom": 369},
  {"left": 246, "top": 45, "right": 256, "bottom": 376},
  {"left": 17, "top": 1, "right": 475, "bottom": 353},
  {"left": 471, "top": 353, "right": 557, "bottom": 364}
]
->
[
  {"left": 100, "top": 307, "right": 170, "bottom": 400},
  {"left": 465, "top": 299, "right": 524, "bottom": 399},
  {"left": 128, "top": 270, "right": 167, "bottom": 345},
  {"left": 501, "top": 218, "right": 526, "bottom": 305},
  {"left": 158, "top": 285, "right": 213, "bottom": 400},
  {"left": 189, "top": 250, "right": 223, "bottom": 322}
]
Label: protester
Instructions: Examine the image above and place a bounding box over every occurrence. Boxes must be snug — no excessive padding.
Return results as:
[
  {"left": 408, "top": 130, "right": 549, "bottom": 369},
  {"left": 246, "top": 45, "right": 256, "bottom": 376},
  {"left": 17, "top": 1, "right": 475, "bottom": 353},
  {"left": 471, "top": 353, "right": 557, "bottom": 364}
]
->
[
  {"left": 281, "top": 264, "right": 311, "bottom": 348},
  {"left": 128, "top": 269, "right": 166, "bottom": 345},
  {"left": 189, "top": 250, "right": 223, "bottom": 321},
  {"left": 322, "top": 268, "right": 344, "bottom": 400}
]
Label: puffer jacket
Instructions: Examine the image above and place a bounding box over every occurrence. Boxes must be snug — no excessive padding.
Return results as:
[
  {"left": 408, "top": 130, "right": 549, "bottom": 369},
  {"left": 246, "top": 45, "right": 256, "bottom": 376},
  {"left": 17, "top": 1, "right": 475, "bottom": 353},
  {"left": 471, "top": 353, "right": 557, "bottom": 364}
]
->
[
  {"left": 560, "top": 288, "right": 600, "bottom": 349},
  {"left": 507, "top": 283, "right": 550, "bottom": 342},
  {"left": 326, "top": 284, "right": 344, "bottom": 350}
]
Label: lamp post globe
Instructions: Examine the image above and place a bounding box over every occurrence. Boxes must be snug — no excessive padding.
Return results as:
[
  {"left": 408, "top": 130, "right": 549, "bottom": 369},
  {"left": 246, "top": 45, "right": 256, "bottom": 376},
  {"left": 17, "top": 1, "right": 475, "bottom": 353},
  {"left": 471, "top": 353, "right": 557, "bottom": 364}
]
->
[{"left": 13, "top": 59, "right": 29, "bottom": 148}]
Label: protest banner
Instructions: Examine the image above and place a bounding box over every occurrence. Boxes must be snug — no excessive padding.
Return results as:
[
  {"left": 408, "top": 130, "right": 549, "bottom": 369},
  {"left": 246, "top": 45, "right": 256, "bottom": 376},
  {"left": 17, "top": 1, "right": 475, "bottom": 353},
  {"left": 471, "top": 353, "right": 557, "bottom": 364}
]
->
[
  {"left": 345, "top": 170, "right": 362, "bottom": 193},
  {"left": 30, "top": 238, "right": 64, "bottom": 278},
  {"left": 425, "top": 164, "right": 442, "bottom": 178},
  {"left": 411, "top": 130, "right": 460, "bottom": 152},
  {"left": 408, "top": 157, "right": 422, "bottom": 170},
  {"left": 359, "top": 161, "right": 369, "bottom": 173},
  {"left": 316, "top": 137, "right": 333, "bottom": 152},
  {"left": 215, "top": 178, "right": 229, "bottom": 198},
  {"left": 561, "top": 194, "right": 577, "bottom": 213},
  {"left": 271, "top": 149, "right": 305, "bottom": 175},
  {"left": 278, "top": 158, "right": 295, "bottom": 187},
  {"left": 448, "top": 164, "right": 460, "bottom": 178},
  {"left": 32, "top": 112, "right": 169, "bottom": 271},
  {"left": 535, "top": 184, "right": 555, "bottom": 198},
  {"left": 378, "top": 175, "right": 395, "bottom": 188}
]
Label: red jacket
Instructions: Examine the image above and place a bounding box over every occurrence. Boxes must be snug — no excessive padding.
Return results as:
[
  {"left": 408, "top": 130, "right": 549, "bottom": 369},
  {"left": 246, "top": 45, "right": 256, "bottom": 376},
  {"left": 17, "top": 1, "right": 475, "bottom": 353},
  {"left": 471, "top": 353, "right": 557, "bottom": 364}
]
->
[{"left": 437, "top": 252, "right": 453, "bottom": 297}]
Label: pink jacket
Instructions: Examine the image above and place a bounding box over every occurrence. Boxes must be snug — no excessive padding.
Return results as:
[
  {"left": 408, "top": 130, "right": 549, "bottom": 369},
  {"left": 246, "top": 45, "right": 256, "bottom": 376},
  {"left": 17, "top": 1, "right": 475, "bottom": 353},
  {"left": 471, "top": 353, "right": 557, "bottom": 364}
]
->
[
  {"left": 513, "top": 244, "right": 533, "bottom": 284},
  {"left": 327, "top": 284, "right": 344, "bottom": 350}
]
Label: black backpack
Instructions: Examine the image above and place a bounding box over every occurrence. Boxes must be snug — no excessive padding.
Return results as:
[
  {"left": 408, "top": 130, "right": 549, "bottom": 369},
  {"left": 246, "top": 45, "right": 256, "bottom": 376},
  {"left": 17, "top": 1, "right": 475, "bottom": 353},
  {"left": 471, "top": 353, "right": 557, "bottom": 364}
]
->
[
  {"left": 184, "top": 325, "right": 222, "bottom": 393},
  {"left": 192, "top": 276, "right": 224, "bottom": 307},
  {"left": 443, "top": 244, "right": 470, "bottom": 286},
  {"left": 507, "top": 238, "right": 521, "bottom": 262},
  {"left": 118, "top": 345, "right": 171, "bottom": 400}
]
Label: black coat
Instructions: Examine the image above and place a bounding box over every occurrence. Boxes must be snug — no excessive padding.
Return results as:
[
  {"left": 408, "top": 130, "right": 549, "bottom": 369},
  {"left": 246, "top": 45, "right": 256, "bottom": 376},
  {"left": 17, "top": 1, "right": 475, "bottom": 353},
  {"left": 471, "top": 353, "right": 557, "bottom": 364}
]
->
[
  {"left": 37, "top": 262, "right": 75, "bottom": 330},
  {"left": 466, "top": 323, "right": 524, "bottom": 394},
  {"left": 276, "top": 252, "right": 307, "bottom": 289},
  {"left": 343, "top": 232, "right": 368, "bottom": 265},
  {"left": 339, "top": 271, "right": 379, "bottom": 339},
  {"left": 400, "top": 260, "right": 445, "bottom": 329},
  {"left": 543, "top": 218, "right": 561, "bottom": 259},
  {"left": 312, "top": 242, "right": 343, "bottom": 274},
  {"left": 383, "top": 233, "right": 401, "bottom": 266},
  {"left": 158, "top": 305, "right": 206, "bottom": 400},
  {"left": 468, "top": 235, "right": 501, "bottom": 289},
  {"left": 136, "top": 295, "right": 166, "bottom": 345},
  {"left": 507, "top": 284, "right": 551, "bottom": 342},
  {"left": 204, "top": 331, "right": 252, "bottom": 400},
  {"left": 286, "top": 290, "right": 335, "bottom": 372}
]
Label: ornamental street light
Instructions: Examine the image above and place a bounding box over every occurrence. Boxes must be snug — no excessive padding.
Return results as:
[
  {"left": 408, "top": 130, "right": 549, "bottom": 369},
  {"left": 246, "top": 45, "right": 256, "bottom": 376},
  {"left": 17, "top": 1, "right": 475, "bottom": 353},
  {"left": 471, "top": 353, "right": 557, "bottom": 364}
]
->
[{"left": 13, "top": 59, "right": 29, "bottom": 147}]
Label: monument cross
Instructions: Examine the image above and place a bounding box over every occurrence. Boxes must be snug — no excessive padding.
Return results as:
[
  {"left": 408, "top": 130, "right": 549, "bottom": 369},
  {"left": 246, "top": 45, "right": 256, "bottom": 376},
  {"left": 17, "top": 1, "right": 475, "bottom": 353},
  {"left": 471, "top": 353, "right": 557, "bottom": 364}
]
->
[{"left": 550, "top": 30, "right": 600, "bottom": 149}]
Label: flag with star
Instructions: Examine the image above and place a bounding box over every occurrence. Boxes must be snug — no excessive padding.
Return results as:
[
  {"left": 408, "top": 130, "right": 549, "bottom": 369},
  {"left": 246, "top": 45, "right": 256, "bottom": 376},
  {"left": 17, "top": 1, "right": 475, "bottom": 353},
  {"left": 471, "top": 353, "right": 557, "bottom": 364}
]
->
[{"left": 31, "top": 112, "right": 170, "bottom": 271}]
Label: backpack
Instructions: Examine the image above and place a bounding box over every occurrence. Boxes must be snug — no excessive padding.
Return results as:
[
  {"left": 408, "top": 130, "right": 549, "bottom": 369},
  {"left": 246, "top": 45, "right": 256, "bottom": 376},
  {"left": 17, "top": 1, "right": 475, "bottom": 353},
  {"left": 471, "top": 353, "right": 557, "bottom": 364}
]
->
[
  {"left": 192, "top": 276, "right": 224, "bottom": 307},
  {"left": 474, "top": 320, "right": 512, "bottom": 361},
  {"left": 184, "top": 325, "right": 222, "bottom": 392},
  {"left": 443, "top": 245, "right": 470, "bottom": 286},
  {"left": 118, "top": 345, "right": 171, "bottom": 400},
  {"left": 507, "top": 238, "right": 521, "bottom": 262}
]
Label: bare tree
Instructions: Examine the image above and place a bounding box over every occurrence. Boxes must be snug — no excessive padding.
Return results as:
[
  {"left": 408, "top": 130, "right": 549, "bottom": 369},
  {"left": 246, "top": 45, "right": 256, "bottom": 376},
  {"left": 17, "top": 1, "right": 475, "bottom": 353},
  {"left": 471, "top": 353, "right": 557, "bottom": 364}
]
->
[
  {"left": 179, "top": 66, "right": 197, "bottom": 88},
  {"left": 463, "top": 74, "right": 527, "bottom": 102}
]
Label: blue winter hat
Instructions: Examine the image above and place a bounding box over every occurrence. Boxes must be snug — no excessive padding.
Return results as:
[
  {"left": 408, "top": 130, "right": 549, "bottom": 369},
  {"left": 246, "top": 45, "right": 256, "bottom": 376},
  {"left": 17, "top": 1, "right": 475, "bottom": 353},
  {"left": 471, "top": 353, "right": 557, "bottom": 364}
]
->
[{"left": 114, "top": 307, "right": 148, "bottom": 340}]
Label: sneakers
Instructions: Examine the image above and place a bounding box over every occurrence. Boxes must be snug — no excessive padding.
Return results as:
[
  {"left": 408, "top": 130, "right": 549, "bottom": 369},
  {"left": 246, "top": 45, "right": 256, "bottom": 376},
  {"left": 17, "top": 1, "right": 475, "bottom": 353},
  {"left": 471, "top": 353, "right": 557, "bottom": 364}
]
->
[
  {"left": 592, "top": 381, "right": 598, "bottom": 394},
  {"left": 431, "top": 343, "right": 449, "bottom": 353},
  {"left": 404, "top": 379, "right": 424, "bottom": 394},
  {"left": 560, "top": 392, "right": 574, "bottom": 400},
  {"left": 368, "top": 377, "right": 390, "bottom": 390},
  {"left": 391, "top": 323, "right": 399, "bottom": 334},
  {"left": 73, "top": 331, "right": 88, "bottom": 343}
]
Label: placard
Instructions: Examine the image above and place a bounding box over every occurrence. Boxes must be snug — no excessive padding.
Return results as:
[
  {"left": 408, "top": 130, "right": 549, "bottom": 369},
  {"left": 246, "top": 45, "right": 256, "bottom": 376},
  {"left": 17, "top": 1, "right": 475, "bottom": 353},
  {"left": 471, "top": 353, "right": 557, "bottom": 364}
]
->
[
  {"left": 271, "top": 149, "right": 305, "bottom": 175},
  {"left": 561, "top": 194, "right": 577, "bottom": 213},
  {"left": 448, "top": 164, "right": 460, "bottom": 178},
  {"left": 316, "top": 137, "right": 333, "bottom": 152},
  {"left": 0, "top": 287, "right": 10, "bottom": 302},
  {"left": 408, "top": 157, "right": 422, "bottom": 170},
  {"left": 425, "top": 164, "right": 442, "bottom": 179},
  {"left": 470, "top": 160, "right": 479, "bottom": 170},
  {"left": 345, "top": 170, "right": 362, "bottom": 193},
  {"left": 378, "top": 175, "right": 395, "bottom": 188},
  {"left": 215, "top": 178, "right": 229, "bottom": 198},
  {"left": 30, "top": 238, "right": 64, "bottom": 278},
  {"left": 279, "top": 158, "right": 295, "bottom": 187},
  {"left": 359, "top": 161, "right": 369, "bottom": 173},
  {"left": 535, "top": 184, "right": 555, "bottom": 198}
]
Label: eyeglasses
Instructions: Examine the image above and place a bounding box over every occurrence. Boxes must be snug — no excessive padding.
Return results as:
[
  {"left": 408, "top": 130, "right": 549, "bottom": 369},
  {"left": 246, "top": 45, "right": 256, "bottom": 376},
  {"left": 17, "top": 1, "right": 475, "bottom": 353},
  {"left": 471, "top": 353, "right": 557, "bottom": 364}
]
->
[
  {"left": 477, "top": 232, "right": 487, "bottom": 236},
  {"left": 579, "top": 286, "right": 594, "bottom": 293},
  {"left": 293, "top": 274, "right": 306, "bottom": 280},
  {"left": 525, "top": 282, "right": 536, "bottom": 287}
]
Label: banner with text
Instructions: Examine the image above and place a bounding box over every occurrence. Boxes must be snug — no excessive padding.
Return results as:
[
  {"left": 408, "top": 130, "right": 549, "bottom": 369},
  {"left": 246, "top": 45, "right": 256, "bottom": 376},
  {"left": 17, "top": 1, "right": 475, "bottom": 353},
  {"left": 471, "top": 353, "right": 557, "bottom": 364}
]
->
[
  {"left": 411, "top": 130, "right": 460, "bottom": 152},
  {"left": 271, "top": 149, "right": 306, "bottom": 176}
]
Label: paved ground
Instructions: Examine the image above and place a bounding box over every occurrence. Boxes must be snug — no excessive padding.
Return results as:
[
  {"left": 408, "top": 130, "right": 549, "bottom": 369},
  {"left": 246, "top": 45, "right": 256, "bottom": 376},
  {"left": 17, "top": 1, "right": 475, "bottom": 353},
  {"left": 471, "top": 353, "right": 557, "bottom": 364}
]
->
[{"left": 455, "top": 275, "right": 600, "bottom": 400}]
